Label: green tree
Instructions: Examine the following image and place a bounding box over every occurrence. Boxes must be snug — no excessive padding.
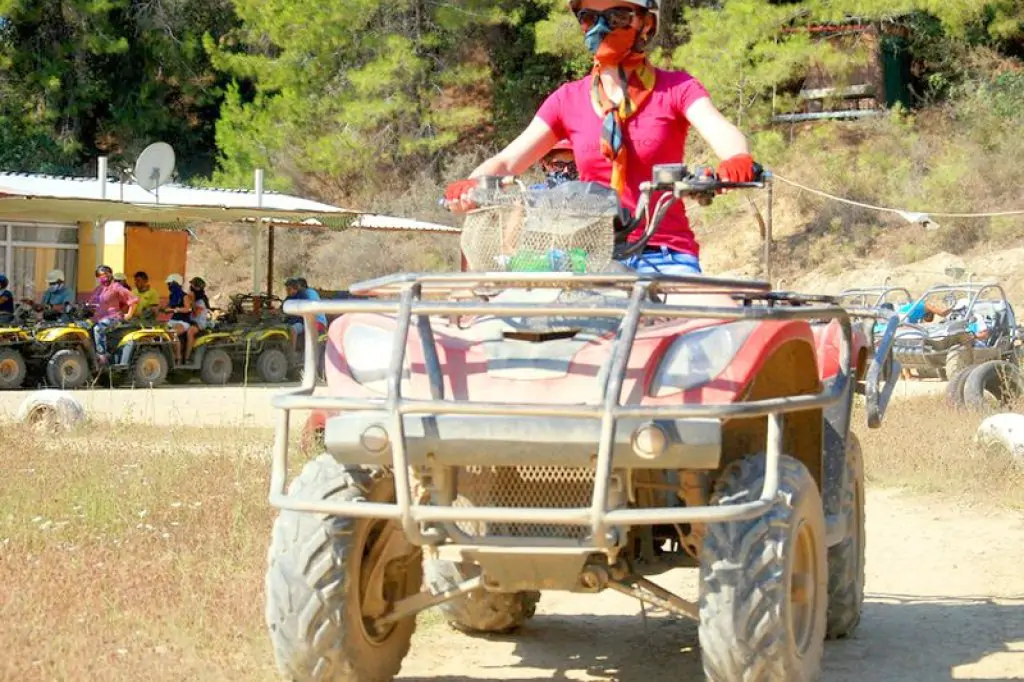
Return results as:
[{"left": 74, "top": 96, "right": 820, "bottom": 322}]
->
[
  {"left": 0, "top": 0, "right": 237, "bottom": 178},
  {"left": 208, "top": 0, "right": 512, "bottom": 198}
]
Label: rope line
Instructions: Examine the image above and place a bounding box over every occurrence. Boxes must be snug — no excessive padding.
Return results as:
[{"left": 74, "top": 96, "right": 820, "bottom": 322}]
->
[{"left": 771, "top": 173, "right": 1024, "bottom": 219}]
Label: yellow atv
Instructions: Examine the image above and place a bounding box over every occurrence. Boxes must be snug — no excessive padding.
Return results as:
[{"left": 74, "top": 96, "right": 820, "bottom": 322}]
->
[
  {"left": 0, "top": 305, "right": 34, "bottom": 389},
  {"left": 164, "top": 324, "right": 241, "bottom": 386}
]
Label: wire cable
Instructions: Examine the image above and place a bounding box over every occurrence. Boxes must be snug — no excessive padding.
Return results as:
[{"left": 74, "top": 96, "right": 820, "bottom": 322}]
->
[{"left": 772, "top": 173, "right": 1024, "bottom": 219}]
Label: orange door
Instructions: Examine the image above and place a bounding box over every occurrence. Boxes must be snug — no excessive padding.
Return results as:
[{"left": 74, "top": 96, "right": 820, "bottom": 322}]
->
[{"left": 124, "top": 225, "right": 188, "bottom": 307}]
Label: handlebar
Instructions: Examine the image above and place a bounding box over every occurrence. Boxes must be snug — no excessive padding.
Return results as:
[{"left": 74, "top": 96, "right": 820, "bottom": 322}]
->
[{"left": 442, "top": 162, "right": 770, "bottom": 260}]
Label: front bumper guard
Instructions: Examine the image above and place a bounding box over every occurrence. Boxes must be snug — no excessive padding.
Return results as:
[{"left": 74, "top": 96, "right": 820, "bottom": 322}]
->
[{"left": 270, "top": 272, "right": 901, "bottom": 549}]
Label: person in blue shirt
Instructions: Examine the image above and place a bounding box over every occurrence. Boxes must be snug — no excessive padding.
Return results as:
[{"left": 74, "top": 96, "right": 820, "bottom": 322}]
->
[
  {"left": 40, "top": 269, "right": 73, "bottom": 316},
  {"left": 0, "top": 274, "right": 14, "bottom": 321},
  {"left": 284, "top": 277, "right": 328, "bottom": 353}
]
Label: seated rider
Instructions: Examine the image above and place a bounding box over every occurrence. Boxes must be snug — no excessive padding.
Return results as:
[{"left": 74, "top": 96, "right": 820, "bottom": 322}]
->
[
  {"left": 39, "top": 270, "right": 73, "bottom": 317},
  {"left": 0, "top": 274, "right": 13, "bottom": 322},
  {"left": 88, "top": 265, "right": 139, "bottom": 366},
  {"left": 183, "top": 277, "right": 211, "bottom": 363},
  {"left": 529, "top": 139, "right": 579, "bottom": 190},
  {"left": 132, "top": 271, "right": 161, "bottom": 320},
  {"left": 164, "top": 273, "right": 191, "bottom": 362},
  {"left": 284, "top": 277, "right": 328, "bottom": 353},
  {"left": 444, "top": 0, "right": 756, "bottom": 276}
]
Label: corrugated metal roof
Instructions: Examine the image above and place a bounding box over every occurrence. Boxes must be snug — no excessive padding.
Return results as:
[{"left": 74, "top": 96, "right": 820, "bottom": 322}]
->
[{"left": 0, "top": 170, "right": 459, "bottom": 234}]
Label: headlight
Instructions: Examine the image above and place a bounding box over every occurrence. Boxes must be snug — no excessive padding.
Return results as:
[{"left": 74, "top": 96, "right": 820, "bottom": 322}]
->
[
  {"left": 341, "top": 324, "right": 410, "bottom": 394},
  {"left": 649, "top": 321, "right": 758, "bottom": 397}
]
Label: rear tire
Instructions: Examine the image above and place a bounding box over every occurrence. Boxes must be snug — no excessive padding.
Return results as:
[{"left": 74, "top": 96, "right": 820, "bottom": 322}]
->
[
  {"left": 698, "top": 455, "right": 827, "bottom": 682},
  {"left": 199, "top": 348, "right": 233, "bottom": 385},
  {"left": 256, "top": 346, "right": 290, "bottom": 383},
  {"left": 423, "top": 558, "right": 539, "bottom": 634},
  {"left": 0, "top": 348, "right": 28, "bottom": 389},
  {"left": 265, "top": 455, "right": 420, "bottom": 681},
  {"left": 964, "top": 360, "right": 1024, "bottom": 412},
  {"left": 825, "top": 433, "right": 865, "bottom": 639},
  {"left": 131, "top": 348, "right": 168, "bottom": 388},
  {"left": 46, "top": 348, "right": 90, "bottom": 389}
]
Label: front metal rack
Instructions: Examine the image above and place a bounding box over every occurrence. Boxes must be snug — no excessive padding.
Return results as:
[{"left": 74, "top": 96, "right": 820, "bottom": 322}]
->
[{"left": 270, "top": 271, "right": 900, "bottom": 549}]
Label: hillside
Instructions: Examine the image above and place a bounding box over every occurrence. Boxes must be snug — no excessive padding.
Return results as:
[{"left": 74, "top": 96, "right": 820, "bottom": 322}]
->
[{"left": 188, "top": 82, "right": 1024, "bottom": 307}]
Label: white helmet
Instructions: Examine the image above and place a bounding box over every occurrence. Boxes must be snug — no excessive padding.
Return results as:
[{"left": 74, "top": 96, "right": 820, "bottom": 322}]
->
[
  {"left": 46, "top": 269, "right": 65, "bottom": 284},
  {"left": 166, "top": 273, "right": 184, "bottom": 286}
]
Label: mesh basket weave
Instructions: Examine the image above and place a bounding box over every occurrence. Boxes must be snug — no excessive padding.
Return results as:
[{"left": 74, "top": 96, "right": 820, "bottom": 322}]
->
[{"left": 459, "top": 183, "right": 618, "bottom": 273}]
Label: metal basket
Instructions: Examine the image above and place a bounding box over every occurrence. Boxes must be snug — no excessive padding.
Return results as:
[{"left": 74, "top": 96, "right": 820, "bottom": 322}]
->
[{"left": 460, "top": 182, "right": 618, "bottom": 273}]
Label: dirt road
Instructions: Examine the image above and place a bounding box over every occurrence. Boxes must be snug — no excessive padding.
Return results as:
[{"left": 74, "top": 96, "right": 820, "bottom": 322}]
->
[
  {"left": 0, "top": 375, "right": 947, "bottom": 428},
  {"left": 398, "top": 488, "right": 1024, "bottom": 681}
]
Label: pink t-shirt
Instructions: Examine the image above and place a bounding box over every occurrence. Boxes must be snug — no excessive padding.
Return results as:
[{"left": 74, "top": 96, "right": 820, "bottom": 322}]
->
[
  {"left": 536, "top": 68, "right": 710, "bottom": 257},
  {"left": 90, "top": 283, "right": 139, "bottom": 322}
]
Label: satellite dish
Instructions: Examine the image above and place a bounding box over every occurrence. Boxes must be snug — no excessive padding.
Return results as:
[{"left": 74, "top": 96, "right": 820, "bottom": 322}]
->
[{"left": 134, "top": 142, "right": 176, "bottom": 194}]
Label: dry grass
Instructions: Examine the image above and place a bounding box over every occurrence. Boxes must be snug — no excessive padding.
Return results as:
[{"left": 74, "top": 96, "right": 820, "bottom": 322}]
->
[
  {"left": 2, "top": 396, "right": 1021, "bottom": 680},
  {"left": 0, "top": 421, "right": 446, "bottom": 682},
  {"left": 854, "top": 395, "right": 1024, "bottom": 511},
  {"left": 0, "top": 423, "right": 279, "bottom": 682}
]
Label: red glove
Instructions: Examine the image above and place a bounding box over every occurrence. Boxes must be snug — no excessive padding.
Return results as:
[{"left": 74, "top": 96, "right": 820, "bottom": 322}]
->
[
  {"left": 717, "top": 153, "right": 756, "bottom": 183},
  {"left": 444, "top": 179, "right": 480, "bottom": 212}
]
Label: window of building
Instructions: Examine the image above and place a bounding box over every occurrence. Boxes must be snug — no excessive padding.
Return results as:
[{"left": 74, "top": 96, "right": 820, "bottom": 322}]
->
[{"left": 1, "top": 222, "right": 79, "bottom": 301}]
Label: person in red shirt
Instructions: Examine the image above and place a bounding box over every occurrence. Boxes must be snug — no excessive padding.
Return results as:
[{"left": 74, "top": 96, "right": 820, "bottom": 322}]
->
[
  {"left": 88, "top": 264, "right": 139, "bottom": 365},
  {"left": 445, "top": 0, "right": 754, "bottom": 276}
]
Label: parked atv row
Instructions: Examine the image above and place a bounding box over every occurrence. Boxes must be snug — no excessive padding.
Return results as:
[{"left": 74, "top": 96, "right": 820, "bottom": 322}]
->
[{"left": 0, "top": 293, "right": 327, "bottom": 390}]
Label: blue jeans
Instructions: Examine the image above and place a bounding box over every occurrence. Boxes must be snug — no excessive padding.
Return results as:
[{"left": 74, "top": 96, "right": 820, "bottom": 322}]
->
[
  {"left": 93, "top": 317, "right": 119, "bottom": 358},
  {"left": 619, "top": 247, "right": 702, "bottom": 276}
]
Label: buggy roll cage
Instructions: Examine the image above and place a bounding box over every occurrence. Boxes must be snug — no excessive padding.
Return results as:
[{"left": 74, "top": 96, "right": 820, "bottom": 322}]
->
[
  {"left": 268, "top": 271, "right": 901, "bottom": 550},
  {"left": 896, "top": 281, "right": 1014, "bottom": 334},
  {"left": 838, "top": 286, "right": 914, "bottom": 310}
]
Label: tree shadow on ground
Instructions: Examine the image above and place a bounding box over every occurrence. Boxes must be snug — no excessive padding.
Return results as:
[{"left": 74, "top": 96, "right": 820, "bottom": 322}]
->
[{"left": 400, "top": 594, "right": 1024, "bottom": 681}]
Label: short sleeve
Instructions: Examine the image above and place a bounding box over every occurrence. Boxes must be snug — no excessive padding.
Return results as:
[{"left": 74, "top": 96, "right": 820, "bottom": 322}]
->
[
  {"left": 122, "top": 288, "right": 140, "bottom": 306},
  {"left": 670, "top": 71, "right": 711, "bottom": 118},
  {"left": 535, "top": 86, "right": 567, "bottom": 140}
]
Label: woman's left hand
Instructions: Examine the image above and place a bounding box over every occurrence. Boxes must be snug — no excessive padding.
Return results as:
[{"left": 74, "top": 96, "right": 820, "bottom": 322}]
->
[{"left": 716, "top": 153, "right": 757, "bottom": 183}]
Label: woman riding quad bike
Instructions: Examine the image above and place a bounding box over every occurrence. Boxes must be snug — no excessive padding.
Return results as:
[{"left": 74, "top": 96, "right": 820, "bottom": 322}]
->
[{"left": 444, "top": 0, "right": 755, "bottom": 277}]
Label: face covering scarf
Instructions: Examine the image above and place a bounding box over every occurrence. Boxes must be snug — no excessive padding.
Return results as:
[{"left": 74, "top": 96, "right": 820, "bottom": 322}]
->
[{"left": 586, "top": 16, "right": 656, "bottom": 196}]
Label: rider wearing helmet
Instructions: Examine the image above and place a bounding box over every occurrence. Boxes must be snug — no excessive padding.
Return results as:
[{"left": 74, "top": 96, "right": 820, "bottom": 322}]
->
[
  {"left": 41, "top": 269, "right": 72, "bottom": 314},
  {"left": 88, "top": 264, "right": 139, "bottom": 365},
  {"left": 0, "top": 274, "right": 13, "bottom": 319},
  {"left": 183, "top": 276, "right": 211, "bottom": 363},
  {"left": 529, "top": 139, "right": 579, "bottom": 190},
  {"left": 165, "top": 273, "right": 190, "bottom": 362},
  {"left": 444, "top": 0, "right": 755, "bottom": 276},
  {"left": 113, "top": 272, "right": 132, "bottom": 291}
]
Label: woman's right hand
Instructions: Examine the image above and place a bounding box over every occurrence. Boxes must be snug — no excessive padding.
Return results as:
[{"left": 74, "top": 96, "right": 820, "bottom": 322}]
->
[{"left": 443, "top": 178, "right": 481, "bottom": 213}]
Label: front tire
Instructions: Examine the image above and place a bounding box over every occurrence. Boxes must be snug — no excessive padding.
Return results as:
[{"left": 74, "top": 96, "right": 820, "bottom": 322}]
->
[
  {"left": 131, "top": 348, "right": 168, "bottom": 388},
  {"left": 944, "top": 346, "right": 972, "bottom": 382},
  {"left": 423, "top": 558, "right": 539, "bottom": 634},
  {"left": 825, "top": 432, "right": 865, "bottom": 639},
  {"left": 698, "top": 455, "right": 827, "bottom": 682},
  {"left": 265, "top": 455, "right": 421, "bottom": 681}
]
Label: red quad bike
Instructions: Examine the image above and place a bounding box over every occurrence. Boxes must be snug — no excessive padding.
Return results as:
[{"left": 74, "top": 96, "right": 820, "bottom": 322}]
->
[{"left": 264, "top": 166, "right": 900, "bottom": 682}]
